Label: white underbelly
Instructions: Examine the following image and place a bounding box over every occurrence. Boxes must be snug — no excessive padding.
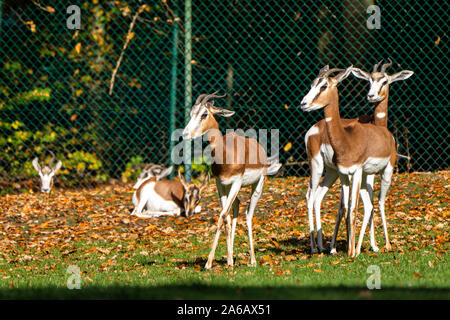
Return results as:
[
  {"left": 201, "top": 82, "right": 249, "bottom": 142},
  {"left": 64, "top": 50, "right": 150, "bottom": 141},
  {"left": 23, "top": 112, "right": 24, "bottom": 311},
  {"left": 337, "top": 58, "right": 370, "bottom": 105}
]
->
[
  {"left": 220, "top": 168, "right": 264, "bottom": 186},
  {"left": 362, "top": 156, "right": 390, "bottom": 174}
]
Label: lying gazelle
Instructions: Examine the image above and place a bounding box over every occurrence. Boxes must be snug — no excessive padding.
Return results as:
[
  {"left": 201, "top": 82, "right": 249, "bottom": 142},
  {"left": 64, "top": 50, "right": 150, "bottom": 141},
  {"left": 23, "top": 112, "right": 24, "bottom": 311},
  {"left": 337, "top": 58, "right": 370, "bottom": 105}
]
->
[
  {"left": 131, "top": 166, "right": 209, "bottom": 218},
  {"left": 304, "top": 60, "right": 413, "bottom": 254},
  {"left": 134, "top": 163, "right": 173, "bottom": 189},
  {"left": 301, "top": 65, "right": 397, "bottom": 257},
  {"left": 32, "top": 151, "right": 62, "bottom": 194},
  {"left": 183, "top": 92, "right": 282, "bottom": 269}
]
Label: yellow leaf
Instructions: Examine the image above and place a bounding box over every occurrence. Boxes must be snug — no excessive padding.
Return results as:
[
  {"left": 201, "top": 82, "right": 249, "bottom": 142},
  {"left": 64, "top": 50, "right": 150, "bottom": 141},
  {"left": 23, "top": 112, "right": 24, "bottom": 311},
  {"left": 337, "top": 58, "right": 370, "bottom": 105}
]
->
[
  {"left": 313, "top": 269, "right": 323, "bottom": 273},
  {"left": 284, "top": 142, "right": 292, "bottom": 152},
  {"left": 75, "top": 42, "right": 82, "bottom": 54},
  {"left": 435, "top": 36, "right": 440, "bottom": 45},
  {"left": 127, "top": 32, "right": 135, "bottom": 41},
  {"left": 46, "top": 6, "right": 55, "bottom": 13}
]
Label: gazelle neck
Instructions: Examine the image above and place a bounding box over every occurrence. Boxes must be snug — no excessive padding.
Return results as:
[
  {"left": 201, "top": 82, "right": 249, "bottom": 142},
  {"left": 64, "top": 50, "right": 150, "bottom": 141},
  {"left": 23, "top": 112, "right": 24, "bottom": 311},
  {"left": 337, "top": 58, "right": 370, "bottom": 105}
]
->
[
  {"left": 373, "top": 90, "right": 389, "bottom": 127},
  {"left": 323, "top": 87, "right": 349, "bottom": 155},
  {"left": 205, "top": 118, "right": 222, "bottom": 158}
]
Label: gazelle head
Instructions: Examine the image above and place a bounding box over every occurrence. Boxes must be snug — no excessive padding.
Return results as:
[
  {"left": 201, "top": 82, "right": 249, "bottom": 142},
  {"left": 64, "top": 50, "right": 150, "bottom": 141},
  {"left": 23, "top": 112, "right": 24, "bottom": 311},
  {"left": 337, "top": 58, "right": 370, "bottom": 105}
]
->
[
  {"left": 32, "top": 152, "right": 62, "bottom": 193},
  {"left": 300, "top": 65, "right": 353, "bottom": 112},
  {"left": 134, "top": 164, "right": 173, "bottom": 189},
  {"left": 351, "top": 59, "right": 414, "bottom": 103},
  {"left": 182, "top": 92, "right": 235, "bottom": 140},
  {"left": 178, "top": 171, "right": 210, "bottom": 217}
]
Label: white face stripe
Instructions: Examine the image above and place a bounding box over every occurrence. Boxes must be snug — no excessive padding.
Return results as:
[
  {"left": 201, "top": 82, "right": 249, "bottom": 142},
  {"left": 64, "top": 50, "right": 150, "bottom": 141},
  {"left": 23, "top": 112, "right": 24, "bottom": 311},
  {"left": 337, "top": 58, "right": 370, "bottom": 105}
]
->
[
  {"left": 183, "top": 104, "right": 208, "bottom": 139},
  {"left": 301, "top": 77, "right": 328, "bottom": 110}
]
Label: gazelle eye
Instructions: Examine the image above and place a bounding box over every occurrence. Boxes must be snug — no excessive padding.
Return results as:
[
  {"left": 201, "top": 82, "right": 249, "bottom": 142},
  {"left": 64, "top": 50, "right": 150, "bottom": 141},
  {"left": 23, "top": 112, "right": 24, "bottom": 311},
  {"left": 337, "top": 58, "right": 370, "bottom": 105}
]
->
[
  {"left": 200, "top": 112, "right": 208, "bottom": 119},
  {"left": 319, "top": 85, "right": 327, "bottom": 93}
]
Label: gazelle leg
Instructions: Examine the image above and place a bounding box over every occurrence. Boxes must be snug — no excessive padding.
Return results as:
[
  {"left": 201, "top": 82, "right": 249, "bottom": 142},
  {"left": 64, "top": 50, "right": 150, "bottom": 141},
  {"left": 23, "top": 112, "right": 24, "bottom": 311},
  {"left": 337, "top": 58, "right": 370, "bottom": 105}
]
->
[
  {"left": 306, "top": 154, "right": 324, "bottom": 254},
  {"left": 216, "top": 180, "right": 233, "bottom": 266},
  {"left": 331, "top": 175, "right": 350, "bottom": 254},
  {"left": 132, "top": 190, "right": 148, "bottom": 216},
  {"left": 313, "top": 169, "right": 338, "bottom": 252},
  {"left": 379, "top": 164, "right": 394, "bottom": 251},
  {"left": 365, "top": 175, "right": 379, "bottom": 252},
  {"left": 205, "top": 180, "right": 242, "bottom": 270},
  {"left": 330, "top": 188, "right": 344, "bottom": 254},
  {"left": 246, "top": 175, "right": 265, "bottom": 266},
  {"left": 356, "top": 173, "right": 374, "bottom": 256},
  {"left": 348, "top": 169, "right": 362, "bottom": 257},
  {"left": 230, "top": 198, "right": 240, "bottom": 260}
]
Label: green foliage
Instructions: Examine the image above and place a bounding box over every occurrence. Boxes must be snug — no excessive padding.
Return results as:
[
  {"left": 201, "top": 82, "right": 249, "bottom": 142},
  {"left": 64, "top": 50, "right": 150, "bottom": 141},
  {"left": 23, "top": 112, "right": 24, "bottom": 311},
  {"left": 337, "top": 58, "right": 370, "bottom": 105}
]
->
[{"left": 121, "top": 156, "right": 145, "bottom": 183}]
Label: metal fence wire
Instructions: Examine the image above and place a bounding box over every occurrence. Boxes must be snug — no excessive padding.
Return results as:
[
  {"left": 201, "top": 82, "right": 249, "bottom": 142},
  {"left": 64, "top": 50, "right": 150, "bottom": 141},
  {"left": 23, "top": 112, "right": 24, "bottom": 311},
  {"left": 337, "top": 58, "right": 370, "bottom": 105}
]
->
[{"left": 0, "top": 0, "right": 448, "bottom": 193}]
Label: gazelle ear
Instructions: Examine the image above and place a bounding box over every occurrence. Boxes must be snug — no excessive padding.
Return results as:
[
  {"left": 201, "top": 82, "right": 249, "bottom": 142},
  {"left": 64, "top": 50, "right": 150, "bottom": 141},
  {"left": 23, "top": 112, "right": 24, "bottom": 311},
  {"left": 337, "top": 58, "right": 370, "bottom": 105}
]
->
[
  {"left": 178, "top": 171, "right": 189, "bottom": 189},
  {"left": 32, "top": 158, "right": 41, "bottom": 172},
  {"left": 389, "top": 70, "right": 414, "bottom": 84},
  {"left": 200, "top": 172, "right": 210, "bottom": 192},
  {"left": 333, "top": 65, "right": 353, "bottom": 85},
  {"left": 351, "top": 68, "right": 370, "bottom": 81},
  {"left": 53, "top": 160, "right": 62, "bottom": 173},
  {"left": 319, "top": 65, "right": 329, "bottom": 74},
  {"left": 207, "top": 105, "right": 235, "bottom": 117},
  {"left": 157, "top": 166, "right": 173, "bottom": 179}
]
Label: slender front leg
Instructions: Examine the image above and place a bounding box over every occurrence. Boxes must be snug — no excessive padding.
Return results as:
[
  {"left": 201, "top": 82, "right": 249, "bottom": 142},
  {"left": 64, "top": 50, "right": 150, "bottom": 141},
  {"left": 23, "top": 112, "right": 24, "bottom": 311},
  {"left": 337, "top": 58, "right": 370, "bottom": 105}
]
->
[
  {"left": 356, "top": 173, "right": 374, "bottom": 256},
  {"left": 348, "top": 169, "right": 362, "bottom": 257},
  {"left": 313, "top": 169, "right": 338, "bottom": 252},
  {"left": 246, "top": 175, "right": 265, "bottom": 266},
  {"left": 330, "top": 187, "right": 344, "bottom": 254},
  {"left": 216, "top": 180, "right": 233, "bottom": 266},
  {"left": 365, "top": 174, "right": 379, "bottom": 252},
  {"left": 306, "top": 155, "right": 324, "bottom": 254},
  {"left": 331, "top": 175, "right": 350, "bottom": 254},
  {"left": 205, "top": 179, "right": 242, "bottom": 270},
  {"left": 379, "top": 164, "right": 394, "bottom": 251}
]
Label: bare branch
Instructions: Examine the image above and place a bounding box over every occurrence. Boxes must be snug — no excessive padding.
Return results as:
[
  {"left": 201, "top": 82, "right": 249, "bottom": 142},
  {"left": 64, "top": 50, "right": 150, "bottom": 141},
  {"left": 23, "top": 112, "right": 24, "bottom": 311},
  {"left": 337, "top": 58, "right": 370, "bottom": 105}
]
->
[{"left": 109, "top": 5, "right": 146, "bottom": 96}]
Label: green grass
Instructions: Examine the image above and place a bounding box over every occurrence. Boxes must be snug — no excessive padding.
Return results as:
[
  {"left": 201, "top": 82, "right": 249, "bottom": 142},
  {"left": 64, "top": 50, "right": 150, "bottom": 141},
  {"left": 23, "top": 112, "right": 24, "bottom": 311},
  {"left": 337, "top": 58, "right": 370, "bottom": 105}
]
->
[{"left": 0, "top": 172, "right": 448, "bottom": 299}]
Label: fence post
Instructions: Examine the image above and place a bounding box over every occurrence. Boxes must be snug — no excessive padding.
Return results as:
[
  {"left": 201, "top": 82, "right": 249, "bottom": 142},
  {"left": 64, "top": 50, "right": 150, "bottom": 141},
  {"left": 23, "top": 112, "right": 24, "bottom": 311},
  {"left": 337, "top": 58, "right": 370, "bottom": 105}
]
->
[
  {"left": 168, "top": 9, "right": 179, "bottom": 179},
  {"left": 184, "top": 0, "right": 192, "bottom": 182}
]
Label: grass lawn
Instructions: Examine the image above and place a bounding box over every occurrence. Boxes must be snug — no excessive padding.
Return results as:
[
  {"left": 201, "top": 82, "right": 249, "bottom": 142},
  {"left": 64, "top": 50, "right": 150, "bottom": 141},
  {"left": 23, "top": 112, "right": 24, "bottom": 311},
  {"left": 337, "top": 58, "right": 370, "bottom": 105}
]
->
[{"left": 0, "top": 171, "right": 448, "bottom": 299}]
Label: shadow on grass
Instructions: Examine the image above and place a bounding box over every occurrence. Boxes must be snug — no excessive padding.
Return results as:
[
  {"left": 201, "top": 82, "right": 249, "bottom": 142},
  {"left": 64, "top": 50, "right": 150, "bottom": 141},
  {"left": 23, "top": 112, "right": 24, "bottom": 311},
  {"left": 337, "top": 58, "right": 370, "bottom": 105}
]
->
[{"left": 1, "top": 285, "right": 448, "bottom": 300}]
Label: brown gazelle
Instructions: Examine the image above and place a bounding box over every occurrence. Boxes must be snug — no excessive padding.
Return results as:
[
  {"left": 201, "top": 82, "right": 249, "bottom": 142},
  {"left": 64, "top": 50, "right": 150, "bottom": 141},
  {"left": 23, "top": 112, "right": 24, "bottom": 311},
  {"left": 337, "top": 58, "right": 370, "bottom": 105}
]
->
[
  {"left": 183, "top": 92, "right": 281, "bottom": 269},
  {"left": 304, "top": 60, "right": 413, "bottom": 255},
  {"left": 349, "top": 59, "right": 413, "bottom": 254},
  {"left": 132, "top": 167, "right": 209, "bottom": 218},
  {"left": 301, "top": 66, "right": 397, "bottom": 257}
]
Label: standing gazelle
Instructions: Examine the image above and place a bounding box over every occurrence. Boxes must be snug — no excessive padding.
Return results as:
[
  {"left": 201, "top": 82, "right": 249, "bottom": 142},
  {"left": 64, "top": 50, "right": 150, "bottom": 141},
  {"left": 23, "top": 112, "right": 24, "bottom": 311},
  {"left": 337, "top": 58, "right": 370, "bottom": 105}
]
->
[
  {"left": 301, "top": 66, "right": 397, "bottom": 257},
  {"left": 304, "top": 60, "right": 413, "bottom": 254},
  {"left": 183, "top": 92, "right": 281, "bottom": 269},
  {"left": 32, "top": 151, "right": 62, "bottom": 194}
]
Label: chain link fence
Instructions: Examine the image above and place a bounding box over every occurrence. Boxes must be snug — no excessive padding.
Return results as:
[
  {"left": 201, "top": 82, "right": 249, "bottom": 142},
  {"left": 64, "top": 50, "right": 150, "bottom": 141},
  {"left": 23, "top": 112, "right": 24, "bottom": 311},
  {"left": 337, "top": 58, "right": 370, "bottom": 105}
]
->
[{"left": 0, "top": 0, "right": 447, "bottom": 193}]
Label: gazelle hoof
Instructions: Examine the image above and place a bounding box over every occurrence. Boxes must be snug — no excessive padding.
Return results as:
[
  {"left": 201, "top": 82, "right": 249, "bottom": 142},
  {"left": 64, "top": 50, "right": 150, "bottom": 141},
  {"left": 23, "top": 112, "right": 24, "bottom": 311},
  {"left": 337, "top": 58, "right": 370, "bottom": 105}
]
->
[
  {"left": 372, "top": 246, "right": 380, "bottom": 252},
  {"left": 330, "top": 248, "right": 337, "bottom": 255}
]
